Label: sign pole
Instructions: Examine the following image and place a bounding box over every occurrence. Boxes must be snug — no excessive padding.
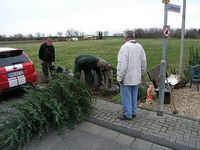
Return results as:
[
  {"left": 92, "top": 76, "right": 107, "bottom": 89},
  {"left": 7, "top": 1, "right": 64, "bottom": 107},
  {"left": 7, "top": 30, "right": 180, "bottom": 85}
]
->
[
  {"left": 157, "top": 2, "right": 168, "bottom": 116},
  {"left": 158, "top": 0, "right": 180, "bottom": 116},
  {"left": 179, "top": 0, "right": 186, "bottom": 76}
]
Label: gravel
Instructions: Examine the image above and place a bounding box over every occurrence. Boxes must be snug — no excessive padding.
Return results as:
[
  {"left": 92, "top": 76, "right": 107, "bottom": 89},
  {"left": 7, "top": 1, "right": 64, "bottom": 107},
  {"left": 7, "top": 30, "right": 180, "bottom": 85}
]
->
[{"left": 138, "top": 84, "right": 200, "bottom": 120}]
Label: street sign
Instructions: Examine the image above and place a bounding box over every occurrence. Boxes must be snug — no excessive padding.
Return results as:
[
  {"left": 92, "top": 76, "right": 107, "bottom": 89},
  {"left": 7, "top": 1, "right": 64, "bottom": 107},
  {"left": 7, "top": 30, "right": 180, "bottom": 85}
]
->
[
  {"left": 162, "top": 0, "right": 170, "bottom": 4},
  {"left": 167, "top": 3, "right": 181, "bottom": 13}
]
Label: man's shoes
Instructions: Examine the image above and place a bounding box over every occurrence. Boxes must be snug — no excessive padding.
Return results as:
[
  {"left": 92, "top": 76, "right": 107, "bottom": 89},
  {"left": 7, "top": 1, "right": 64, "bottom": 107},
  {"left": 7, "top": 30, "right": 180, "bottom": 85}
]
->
[
  {"left": 132, "top": 114, "right": 136, "bottom": 118},
  {"left": 118, "top": 115, "right": 133, "bottom": 120}
]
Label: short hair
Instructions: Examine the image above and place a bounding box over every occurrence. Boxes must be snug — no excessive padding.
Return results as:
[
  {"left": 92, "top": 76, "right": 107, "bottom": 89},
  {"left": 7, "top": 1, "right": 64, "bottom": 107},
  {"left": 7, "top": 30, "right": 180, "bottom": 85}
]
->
[
  {"left": 124, "top": 30, "right": 135, "bottom": 39},
  {"left": 46, "top": 38, "right": 53, "bottom": 42},
  {"left": 98, "top": 58, "right": 107, "bottom": 66},
  {"left": 97, "top": 58, "right": 111, "bottom": 70}
]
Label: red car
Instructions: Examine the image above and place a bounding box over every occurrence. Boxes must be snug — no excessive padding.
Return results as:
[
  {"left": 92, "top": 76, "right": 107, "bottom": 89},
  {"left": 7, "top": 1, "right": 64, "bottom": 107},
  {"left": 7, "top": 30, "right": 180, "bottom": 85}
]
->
[{"left": 0, "top": 47, "right": 37, "bottom": 95}]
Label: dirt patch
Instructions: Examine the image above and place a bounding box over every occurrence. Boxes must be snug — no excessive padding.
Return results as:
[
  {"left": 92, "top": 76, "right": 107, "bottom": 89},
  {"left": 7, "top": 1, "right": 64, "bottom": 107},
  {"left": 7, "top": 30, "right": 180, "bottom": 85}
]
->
[
  {"left": 138, "top": 84, "right": 200, "bottom": 119},
  {"left": 37, "top": 71, "right": 45, "bottom": 84}
]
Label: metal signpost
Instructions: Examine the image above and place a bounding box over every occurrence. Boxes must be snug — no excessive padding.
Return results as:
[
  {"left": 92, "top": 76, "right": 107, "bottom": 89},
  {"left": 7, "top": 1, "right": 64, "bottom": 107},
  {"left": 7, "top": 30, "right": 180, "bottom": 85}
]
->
[
  {"left": 157, "top": 0, "right": 169, "bottom": 116},
  {"left": 158, "top": 0, "right": 181, "bottom": 116},
  {"left": 179, "top": 0, "right": 186, "bottom": 76}
]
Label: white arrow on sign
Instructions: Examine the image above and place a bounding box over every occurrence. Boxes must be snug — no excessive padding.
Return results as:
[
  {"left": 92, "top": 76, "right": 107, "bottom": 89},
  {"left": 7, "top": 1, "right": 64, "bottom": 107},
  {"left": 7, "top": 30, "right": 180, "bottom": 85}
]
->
[{"left": 167, "top": 3, "right": 181, "bottom": 13}]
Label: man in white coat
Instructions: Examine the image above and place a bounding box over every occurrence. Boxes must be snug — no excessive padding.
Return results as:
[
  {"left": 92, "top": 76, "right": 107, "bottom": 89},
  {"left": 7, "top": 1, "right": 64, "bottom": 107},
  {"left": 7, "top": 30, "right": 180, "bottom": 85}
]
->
[{"left": 117, "top": 30, "right": 147, "bottom": 120}]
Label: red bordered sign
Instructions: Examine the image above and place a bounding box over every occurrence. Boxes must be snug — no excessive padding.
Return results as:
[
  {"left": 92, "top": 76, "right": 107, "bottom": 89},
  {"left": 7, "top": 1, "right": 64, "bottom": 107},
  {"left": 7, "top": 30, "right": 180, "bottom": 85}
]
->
[{"left": 163, "top": 25, "right": 170, "bottom": 38}]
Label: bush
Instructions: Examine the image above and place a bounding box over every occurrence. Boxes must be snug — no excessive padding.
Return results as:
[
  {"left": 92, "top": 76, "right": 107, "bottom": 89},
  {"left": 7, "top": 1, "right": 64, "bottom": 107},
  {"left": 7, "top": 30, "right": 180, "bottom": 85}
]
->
[
  {"left": 189, "top": 47, "right": 200, "bottom": 66},
  {"left": 183, "top": 47, "right": 200, "bottom": 82},
  {"left": 138, "top": 83, "right": 148, "bottom": 102},
  {"left": 0, "top": 74, "right": 94, "bottom": 149}
]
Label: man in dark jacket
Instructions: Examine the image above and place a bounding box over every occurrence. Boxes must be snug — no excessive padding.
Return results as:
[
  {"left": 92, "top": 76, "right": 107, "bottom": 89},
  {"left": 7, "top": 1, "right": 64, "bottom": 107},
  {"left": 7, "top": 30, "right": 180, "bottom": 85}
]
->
[
  {"left": 39, "top": 38, "right": 55, "bottom": 82},
  {"left": 73, "top": 55, "right": 111, "bottom": 87}
]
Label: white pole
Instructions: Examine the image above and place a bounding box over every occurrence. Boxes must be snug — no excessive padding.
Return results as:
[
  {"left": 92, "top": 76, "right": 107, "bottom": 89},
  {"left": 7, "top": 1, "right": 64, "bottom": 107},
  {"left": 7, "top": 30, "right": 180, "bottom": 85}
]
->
[
  {"left": 158, "top": 2, "right": 168, "bottom": 116},
  {"left": 179, "top": 0, "right": 186, "bottom": 76}
]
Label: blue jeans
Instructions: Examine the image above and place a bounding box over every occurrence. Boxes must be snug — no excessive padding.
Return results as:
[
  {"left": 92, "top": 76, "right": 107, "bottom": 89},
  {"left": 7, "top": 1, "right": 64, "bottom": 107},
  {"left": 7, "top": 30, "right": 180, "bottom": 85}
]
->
[{"left": 120, "top": 84, "right": 138, "bottom": 118}]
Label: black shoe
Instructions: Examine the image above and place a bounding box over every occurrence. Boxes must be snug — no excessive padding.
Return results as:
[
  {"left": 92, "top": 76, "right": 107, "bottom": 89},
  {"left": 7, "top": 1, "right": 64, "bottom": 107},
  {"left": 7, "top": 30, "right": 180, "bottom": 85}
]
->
[
  {"left": 132, "top": 114, "right": 136, "bottom": 118},
  {"left": 118, "top": 115, "right": 133, "bottom": 120}
]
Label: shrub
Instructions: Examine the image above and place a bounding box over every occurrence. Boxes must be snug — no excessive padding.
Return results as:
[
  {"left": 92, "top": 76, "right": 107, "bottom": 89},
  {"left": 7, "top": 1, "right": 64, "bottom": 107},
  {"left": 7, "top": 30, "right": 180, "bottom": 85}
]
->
[
  {"left": 183, "top": 47, "right": 200, "bottom": 82},
  {"left": 0, "top": 74, "right": 94, "bottom": 149},
  {"left": 138, "top": 83, "right": 148, "bottom": 102},
  {"left": 189, "top": 47, "right": 200, "bottom": 66}
]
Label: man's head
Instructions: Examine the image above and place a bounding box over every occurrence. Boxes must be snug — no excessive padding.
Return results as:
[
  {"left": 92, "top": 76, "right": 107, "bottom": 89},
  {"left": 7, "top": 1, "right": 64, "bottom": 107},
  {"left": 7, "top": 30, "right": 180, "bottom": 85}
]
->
[
  {"left": 97, "top": 58, "right": 112, "bottom": 70},
  {"left": 46, "top": 38, "right": 53, "bottom": 46},
  {"left": 124, "top": 30, "right": 135, "bottom": 41}
]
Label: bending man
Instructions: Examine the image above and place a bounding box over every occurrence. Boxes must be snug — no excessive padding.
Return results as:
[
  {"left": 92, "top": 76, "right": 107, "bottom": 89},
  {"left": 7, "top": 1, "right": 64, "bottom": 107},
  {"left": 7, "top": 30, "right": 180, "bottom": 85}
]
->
[{"left": 73, "top": 55, "right": 111, "bottom": 87}]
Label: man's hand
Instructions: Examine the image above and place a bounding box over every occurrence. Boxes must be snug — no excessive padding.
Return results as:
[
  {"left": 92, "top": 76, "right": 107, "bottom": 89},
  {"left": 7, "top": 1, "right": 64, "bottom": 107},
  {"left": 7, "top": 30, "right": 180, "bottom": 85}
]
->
[
  {"left": 141, "top": 75, "right": 145, "bottom": 83},
  {"left": 40, "top": 59, "right": 43, "bottom": 64},
  {"left": 99, "top": 80, "right": 105, "bottom": 86},
  {"left": 75, "top": 72, "right": 81, "bottom": 80},
  {"left": 119, "top": 80, "right": 124, "bottom": 84}
]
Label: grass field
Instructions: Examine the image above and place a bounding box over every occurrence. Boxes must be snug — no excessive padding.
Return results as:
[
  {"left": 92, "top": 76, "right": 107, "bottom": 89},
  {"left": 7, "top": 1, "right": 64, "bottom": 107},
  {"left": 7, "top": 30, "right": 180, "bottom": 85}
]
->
[{"left": 0, "top": 38, "right": 199, "bottom": 72}]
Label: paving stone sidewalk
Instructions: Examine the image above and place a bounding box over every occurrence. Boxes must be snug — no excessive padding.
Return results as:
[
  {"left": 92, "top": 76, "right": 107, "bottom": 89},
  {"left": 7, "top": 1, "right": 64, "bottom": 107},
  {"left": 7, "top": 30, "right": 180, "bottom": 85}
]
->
[
  {"left": 22, "top": 121, "right": 171, "bottom": 150},
  {"left": 87, "top": 99, "right": 200, "bottom": 150}
]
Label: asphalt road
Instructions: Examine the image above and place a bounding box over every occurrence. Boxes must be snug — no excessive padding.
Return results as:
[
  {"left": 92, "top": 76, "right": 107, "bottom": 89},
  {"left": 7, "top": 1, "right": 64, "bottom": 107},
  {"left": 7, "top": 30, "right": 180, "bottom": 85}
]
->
[{"left": 0, "top": 88, "right": 26, "bottom": 110}]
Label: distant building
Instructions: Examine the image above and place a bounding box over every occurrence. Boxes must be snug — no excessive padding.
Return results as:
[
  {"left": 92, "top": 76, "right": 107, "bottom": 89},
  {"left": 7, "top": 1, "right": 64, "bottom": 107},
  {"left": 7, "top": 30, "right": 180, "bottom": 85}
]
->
[
  {"left": 71, "top": 37, "right": 79, "bottom": 41},
  {"left": 83, "top": 35, "right": 95, "bottom": 40}
]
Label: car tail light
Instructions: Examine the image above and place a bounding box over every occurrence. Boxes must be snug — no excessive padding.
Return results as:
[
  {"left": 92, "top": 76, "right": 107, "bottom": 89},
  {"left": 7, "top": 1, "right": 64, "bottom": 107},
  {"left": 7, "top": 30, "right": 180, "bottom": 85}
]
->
[{"left": 0, "top": 67, "right": 7, "bottom": 82}]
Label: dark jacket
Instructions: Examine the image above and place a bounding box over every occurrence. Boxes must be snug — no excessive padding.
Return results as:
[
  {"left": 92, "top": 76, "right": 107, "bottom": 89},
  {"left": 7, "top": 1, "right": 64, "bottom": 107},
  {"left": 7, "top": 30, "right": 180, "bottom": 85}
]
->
[
  {"left": 39, "top": 43, "right": 55, "bottom": 62},
  {"left": 74, "top": 55, "right": 102, "bottom": 81}
]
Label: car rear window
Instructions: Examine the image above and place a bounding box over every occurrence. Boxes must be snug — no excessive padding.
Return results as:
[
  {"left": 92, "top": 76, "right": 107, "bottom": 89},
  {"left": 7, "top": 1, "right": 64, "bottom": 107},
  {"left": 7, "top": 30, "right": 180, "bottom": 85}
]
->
[{"left": 0, "top": 50, "right": 30, "bottom": 67}]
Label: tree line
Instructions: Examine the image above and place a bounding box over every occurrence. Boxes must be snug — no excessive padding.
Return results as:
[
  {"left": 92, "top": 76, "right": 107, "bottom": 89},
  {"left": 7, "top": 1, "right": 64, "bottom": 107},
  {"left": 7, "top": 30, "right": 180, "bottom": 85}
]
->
[
  {"left": 133, "top": 28, "right": 200, "bottom": 39},
  {"left": 0, "top": 28, "right": 199, "bottom": 41}
]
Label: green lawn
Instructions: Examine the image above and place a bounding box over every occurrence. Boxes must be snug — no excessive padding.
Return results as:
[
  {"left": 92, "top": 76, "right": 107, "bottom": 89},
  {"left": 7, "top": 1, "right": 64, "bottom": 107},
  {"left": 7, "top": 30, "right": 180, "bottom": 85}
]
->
[{"left": 0, "top": 38, "right": 199, "bottom": 72}]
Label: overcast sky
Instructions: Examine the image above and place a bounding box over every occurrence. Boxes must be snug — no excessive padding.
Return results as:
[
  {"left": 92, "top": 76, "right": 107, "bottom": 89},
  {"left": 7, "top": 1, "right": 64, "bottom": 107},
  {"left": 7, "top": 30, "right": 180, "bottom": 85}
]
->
[{"left": 0, "top": 0, "right": 199, "bottom": 36}]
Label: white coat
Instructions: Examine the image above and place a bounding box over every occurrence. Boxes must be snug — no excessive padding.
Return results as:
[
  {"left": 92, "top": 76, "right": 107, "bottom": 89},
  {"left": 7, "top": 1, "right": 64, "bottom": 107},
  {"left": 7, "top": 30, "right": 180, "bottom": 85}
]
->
[{"left": 117, "top": 40, "right": 147, "bottom": 85}]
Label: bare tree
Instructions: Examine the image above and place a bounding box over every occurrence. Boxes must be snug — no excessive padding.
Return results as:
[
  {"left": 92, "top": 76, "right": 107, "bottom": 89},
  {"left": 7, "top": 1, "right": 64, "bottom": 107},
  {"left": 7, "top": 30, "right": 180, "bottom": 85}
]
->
[
  {"left": 12, "top": 33, "right": 25, "bottom": 40},
  {"left": 74, "top": 30, "right": 79, "bottom": 37},
  {"left": 57, "top": 32, "right": 63, "bottom": 37},
  {"left": 79, "top": 32, "right": 85, "bottom": 37},
  {"left": 65, "top": 28, "right": 79, "bottom": 37},
  {"left": 35, "top": 32, "right": 41, "bottom": 38},
  {"left": 41, "top": 33, "right": 45, "bottom": 37},
  {"left": 27, "top": 34, "right": 34, "bottom": 39},
  {"left": 186, "top": 28, "right": 199, "bottom": 38},
  {"left": 0, "top": 34, "right": 7, "bottom": 41},
  {"left": 103, "top": 30, "right": 109, "bottom": 36},
  {"left": 135, "top": 28, "right": 145, "bottom": 38}
]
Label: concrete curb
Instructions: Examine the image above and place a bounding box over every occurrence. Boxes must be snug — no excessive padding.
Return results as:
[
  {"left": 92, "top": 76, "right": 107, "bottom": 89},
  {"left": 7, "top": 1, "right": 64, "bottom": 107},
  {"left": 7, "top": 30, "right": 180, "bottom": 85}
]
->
[
  {"left": 0, "top": 144, "right": 8, "bottom": 150},
  {"left": 87, "top": 117, "right": 198, "bottom": 150}
]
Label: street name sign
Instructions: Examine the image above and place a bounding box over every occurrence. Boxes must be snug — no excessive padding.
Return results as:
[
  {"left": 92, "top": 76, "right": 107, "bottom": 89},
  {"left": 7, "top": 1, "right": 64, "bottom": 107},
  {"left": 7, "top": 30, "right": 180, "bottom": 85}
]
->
[{"left": 167, "top": 3, "right": 181, "bottom": 13}]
